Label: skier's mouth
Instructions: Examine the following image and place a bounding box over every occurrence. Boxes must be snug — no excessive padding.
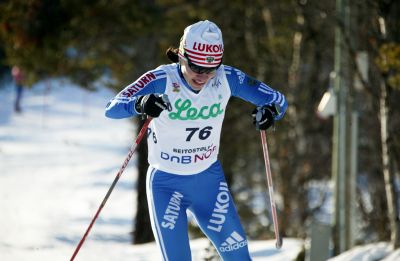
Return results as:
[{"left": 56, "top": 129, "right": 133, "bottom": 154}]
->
[{"left": 192, "top": 79, "right": 206, "bottom": 86}]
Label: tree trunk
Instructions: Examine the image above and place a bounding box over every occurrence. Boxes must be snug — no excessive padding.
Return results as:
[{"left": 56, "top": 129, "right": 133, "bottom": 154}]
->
[
  {"left": 133, "top": 118, "right": 154, "bottom": 244},
  {"left": 284, "top": 7, "right": 305, "bottom": 237},
  {"left": 379, "top": 80, "right": 400, "bottom": 248}
]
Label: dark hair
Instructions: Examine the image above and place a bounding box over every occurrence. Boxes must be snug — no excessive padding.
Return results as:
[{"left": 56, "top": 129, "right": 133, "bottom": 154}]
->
[{"left": 166, "top": 47, "right": 179, "bottom": 63}]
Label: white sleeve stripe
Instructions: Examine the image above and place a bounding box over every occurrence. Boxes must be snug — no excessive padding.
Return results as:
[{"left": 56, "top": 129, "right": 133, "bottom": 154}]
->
[
  {"left": 111, "top": 99, "right": 130, "bottom": 104},
  {"left": 153, "top": 68, "right": 166, "bottom": 74},
  {"left": 154, "top": 72, "right": 166, "bottom": 77},
  {"left": 260, "top": 83, "right": 274, "bottom": 91},
  {"left": 272, "top": 93, "right": 277, "bottom": 103},
  {"left": 258, "top": 85, "right": 274, "bottom": 94},
  {"left": 276, "top": 94, "right": 283, "bottom": 104},
  {"left": 114, "top": 97, "right": 130, "bottom": 101},
  {"left": 258, "top": 88, "right": 274, "bottom": 95}
]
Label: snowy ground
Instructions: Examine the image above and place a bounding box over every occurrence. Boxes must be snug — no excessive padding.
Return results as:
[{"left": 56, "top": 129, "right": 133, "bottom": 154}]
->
[{"left": 1, "top": 78, "right": 399, "bottom": 261}]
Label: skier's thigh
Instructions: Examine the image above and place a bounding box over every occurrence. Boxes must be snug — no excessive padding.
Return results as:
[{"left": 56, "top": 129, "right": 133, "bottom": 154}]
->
[
  {"left": 190, "top": 188, "right": 252, "bottom": 260},
  {"left": 147, "top": 172, "right": 192, "bottom": 260}
]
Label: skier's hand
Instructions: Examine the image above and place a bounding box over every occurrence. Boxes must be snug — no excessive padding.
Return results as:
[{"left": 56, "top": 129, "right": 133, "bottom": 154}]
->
[
  {"left": 135, "top": 94, "right": 171, "bottom": 118},
  {"left": 252, "top": 105, "right": 278, "bottom": 130}
]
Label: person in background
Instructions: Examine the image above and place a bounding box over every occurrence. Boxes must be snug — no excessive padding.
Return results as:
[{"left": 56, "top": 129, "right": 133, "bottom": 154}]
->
[
  {"left": 105, "top": 20, "right": 287, "bottom": 261},
  {"left": 11, "top": 65, "right": 24, "bottom": 113}
]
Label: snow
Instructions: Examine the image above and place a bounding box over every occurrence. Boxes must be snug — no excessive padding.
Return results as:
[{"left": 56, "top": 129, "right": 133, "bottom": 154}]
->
[
  {"left": 327, "top": 242, "right": 400, "bottom": 261},
  {"left": 0, "top": 78, "right": 395, "bottom": 261}
]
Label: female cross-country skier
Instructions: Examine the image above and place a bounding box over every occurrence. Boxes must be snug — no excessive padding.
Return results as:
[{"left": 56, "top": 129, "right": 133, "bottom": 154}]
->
[{"left": 105, "top": 20, "right": 287, "bottom": 261}]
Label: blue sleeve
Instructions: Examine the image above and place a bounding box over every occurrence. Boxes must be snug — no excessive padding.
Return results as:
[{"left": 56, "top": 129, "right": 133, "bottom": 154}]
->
[
  {"left": 105, "top": 68, "right": 167, "bottom": 119},
  {"left": 224, "top": 66, "right": 288, "bottom": 120}
]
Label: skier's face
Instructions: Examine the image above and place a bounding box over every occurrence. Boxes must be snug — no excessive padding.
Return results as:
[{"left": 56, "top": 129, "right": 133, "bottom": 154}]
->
[{"left": 180, "top": 58, "right": 217, "bottom": 90}]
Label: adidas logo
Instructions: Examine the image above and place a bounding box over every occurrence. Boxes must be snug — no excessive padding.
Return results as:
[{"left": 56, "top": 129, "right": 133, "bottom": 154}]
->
[{"left": 219, "top": 231, "right": 248, "bottom": 252}]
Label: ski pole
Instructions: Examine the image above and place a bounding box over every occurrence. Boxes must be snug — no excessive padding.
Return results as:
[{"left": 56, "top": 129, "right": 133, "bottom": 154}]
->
[
  {"left": 70, "top": 117, "right": 152, "bottom": 261},
  {"left": 260, "top": 130, "right": 283, "bottom": 249}
]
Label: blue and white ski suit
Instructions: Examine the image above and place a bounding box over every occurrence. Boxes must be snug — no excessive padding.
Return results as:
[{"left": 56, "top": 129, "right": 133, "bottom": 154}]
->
[{"left": 105, "top": 63, "right": 287, "bottom": 261}]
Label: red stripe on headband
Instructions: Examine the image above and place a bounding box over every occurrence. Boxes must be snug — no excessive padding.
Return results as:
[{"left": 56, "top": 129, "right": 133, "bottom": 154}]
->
[
  {"left": 185, "top": 48, "right": 223, "bottom": 57},
  {"left": 187, "top": 55, "right": 222, "bottom": 63}
]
